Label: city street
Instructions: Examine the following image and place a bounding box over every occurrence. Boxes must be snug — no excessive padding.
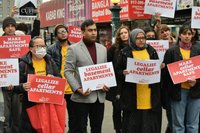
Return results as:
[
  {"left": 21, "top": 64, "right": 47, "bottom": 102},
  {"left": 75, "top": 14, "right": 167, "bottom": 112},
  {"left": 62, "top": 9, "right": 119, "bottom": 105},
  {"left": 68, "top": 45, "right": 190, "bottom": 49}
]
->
[{"left": 87, "top": 101, "right": 167, "bottom": 133}]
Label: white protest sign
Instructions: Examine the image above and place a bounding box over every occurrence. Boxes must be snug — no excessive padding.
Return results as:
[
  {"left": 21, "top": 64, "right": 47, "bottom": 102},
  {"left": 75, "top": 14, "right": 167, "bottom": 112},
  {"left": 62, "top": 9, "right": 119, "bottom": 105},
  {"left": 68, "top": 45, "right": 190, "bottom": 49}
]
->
[
  {"left": 0, "top": 59, "right": 19, "bottom": 87},
  {"left": 146, "top": 40, "right": 169, "bottom": 62},
  {"left": 125, "top": 58, "right": 161, "bottom": 84},
  {"left": 15, "top": 0, "right": 37, "bottom": 17},
  {"left": 78, "top": 62, "right": 117, "bottom": 92},
  {"left": 191, "top": 6, "right": 200, "bottom": 29},
  {"left": 144, "top": 0, "right": 176, "bottom": 18}
]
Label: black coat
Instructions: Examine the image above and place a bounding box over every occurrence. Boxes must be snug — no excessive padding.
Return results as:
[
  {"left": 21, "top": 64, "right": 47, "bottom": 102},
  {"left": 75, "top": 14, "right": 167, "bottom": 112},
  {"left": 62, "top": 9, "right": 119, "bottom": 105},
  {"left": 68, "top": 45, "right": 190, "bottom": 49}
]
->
[
  {"left": 106, "top": 44, "right": 125, "bottom": 102},
  {"left": 116, "top": 44, "right": 161, "bottom": 112},
  {"left": 162, "top": 44, "right": 200, "bottom": 101},
  {"left": 47, "top": 41, "right": 72, "bottom": 71}
]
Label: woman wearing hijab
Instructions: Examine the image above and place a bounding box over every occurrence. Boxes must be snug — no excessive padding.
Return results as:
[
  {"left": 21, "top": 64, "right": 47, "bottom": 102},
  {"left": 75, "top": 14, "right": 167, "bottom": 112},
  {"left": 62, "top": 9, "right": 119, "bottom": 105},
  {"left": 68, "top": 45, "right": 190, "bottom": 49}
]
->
[
  {"left": 163, "top": 25, "right": 200, "bottom": 133},
  {"left": 116, "top": 28, "right": 162, "bottom": 133}
]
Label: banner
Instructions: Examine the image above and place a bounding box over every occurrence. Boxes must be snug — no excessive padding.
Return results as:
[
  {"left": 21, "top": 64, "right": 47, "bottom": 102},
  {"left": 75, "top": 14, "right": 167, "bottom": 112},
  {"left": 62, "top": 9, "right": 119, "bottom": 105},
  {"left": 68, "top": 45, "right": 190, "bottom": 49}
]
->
[
  {"left": 66, "top": 0, "right": 92, "bottom": 26},
  {"left": 167, "top": 55, "right": 200, "bottom": 84},
  {"left": 125, "top": 58, "right": 161, "bottom": 84},
  {"left": 0, "top": 59, "right": 19, "bottom": 87},
  {"left": 191, "top": 6, "right": 200, "bottom": 29},
  {"left": 15, "top": 0, "right": 37, "bottom": 17},
  {"left": 144, "top": 0, "right": 176, "bottom": 18},
  {"left": 146, "top": 40, "right": 169, "bottom": 62},
  {"left": 0, "top": 36, "right": 30, "bottom": 58},
  {"left": 129, "top": 0, "right": 151, "bottom": 19},
  {"left": 68, "top": 26, "right": 82, "bottom": 43},
  {"left": 28, "top": 74, "right": 66, "bottom": 105},
  {"left": 39, "top": 0, "right": 65, "bottom": 28},
  {"left": 78, "top": 62, "right": 116, "bottom": 92}
]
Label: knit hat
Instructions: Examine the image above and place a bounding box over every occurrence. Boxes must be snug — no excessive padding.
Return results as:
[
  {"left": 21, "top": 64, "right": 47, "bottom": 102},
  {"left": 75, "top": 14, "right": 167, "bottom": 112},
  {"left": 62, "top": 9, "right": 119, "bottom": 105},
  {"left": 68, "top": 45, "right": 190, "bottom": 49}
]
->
[
  {"left": 129, "top": 28, "right": 147, "bottom": 50},
  {"left": 2, "top": 17, "right": 17, "bottom": 30}
]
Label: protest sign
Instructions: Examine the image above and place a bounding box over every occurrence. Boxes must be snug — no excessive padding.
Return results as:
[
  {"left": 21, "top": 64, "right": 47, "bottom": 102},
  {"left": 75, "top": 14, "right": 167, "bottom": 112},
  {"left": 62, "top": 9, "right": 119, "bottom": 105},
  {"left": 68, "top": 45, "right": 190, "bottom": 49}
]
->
[
  {"left": 15, "top": 0, "right": 37, "bottom": 17},
  {"left": 146, "top": 40, "right": 169, "bottom": 62},
  {"left": 125, "top": 58, "right": 161, "bottom": 84},
  {"left": 28, "top": 74, "right": 66, "bottom": 105},
  {"left": 144, "top": 0, "right": 176, "bottom": 18},
  {"left": 0, "top": 36, "right": 30, "bottom": 58},
  {"left": 78, "top": 62, "right": 116, "bottom": 92},
  {"left": 0, "top": 59, "right": 19, "bottom": 87},
  {"left": 167, "top": 55, "right": 200, "bottom": 84},
  {"left": 68, "top": 26, "right": 82, "bottom": 43},
  {"left": 191, "top": 6, "right": 200, "bottom": 29}
]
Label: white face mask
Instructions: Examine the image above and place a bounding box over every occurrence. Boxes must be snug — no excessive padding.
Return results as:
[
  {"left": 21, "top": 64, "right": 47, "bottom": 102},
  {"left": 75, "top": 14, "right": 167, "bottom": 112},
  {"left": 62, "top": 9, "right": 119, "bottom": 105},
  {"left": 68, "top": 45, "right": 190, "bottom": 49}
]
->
[{"left": 35, "top": 47, "right": 46, "bottom": 59}]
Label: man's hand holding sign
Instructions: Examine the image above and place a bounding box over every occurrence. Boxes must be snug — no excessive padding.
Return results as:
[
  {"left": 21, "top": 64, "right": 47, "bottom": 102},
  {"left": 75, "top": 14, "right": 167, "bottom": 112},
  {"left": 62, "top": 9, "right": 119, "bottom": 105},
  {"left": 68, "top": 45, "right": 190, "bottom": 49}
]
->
[{"left": 78, "top": 62, "right": 116, "bottom": 94}]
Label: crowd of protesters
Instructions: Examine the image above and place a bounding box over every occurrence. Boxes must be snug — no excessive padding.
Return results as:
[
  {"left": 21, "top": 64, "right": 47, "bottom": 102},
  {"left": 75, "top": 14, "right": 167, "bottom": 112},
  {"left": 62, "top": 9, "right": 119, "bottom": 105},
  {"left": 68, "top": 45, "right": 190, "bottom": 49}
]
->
[{"left": 1, "top": 6, "right": 200, "bottom": 133}]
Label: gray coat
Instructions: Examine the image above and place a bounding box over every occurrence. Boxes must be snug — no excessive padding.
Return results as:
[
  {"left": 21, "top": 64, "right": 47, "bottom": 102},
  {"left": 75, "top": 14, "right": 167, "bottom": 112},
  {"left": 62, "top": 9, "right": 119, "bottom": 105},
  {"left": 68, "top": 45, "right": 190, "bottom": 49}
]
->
[{"left": 64, "top": 40, "right": 107, "bottom": 103}]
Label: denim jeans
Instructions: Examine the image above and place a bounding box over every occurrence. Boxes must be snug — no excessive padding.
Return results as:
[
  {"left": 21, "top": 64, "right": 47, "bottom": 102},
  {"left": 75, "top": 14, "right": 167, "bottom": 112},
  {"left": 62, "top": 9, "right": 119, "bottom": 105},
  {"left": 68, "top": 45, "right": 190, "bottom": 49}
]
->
[{"left": 171, "top": 89, "right": 200, "bottom": 133}]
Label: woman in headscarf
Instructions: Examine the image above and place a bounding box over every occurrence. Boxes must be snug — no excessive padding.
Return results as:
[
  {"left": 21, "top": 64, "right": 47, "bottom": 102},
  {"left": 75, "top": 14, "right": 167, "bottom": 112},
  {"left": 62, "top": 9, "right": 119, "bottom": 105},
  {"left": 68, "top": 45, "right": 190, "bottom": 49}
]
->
[{"left": 116, "top": 28, "right": 162, "bottom": 133}]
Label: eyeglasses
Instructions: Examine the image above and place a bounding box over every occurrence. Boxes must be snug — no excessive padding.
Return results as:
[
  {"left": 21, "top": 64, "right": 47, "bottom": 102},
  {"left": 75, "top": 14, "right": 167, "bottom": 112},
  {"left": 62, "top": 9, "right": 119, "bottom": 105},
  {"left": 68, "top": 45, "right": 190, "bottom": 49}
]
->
[
  {"left": 57, "top": 30, "right": 67, "bottom": 35},
  {"left": 32, "top": 45, "right": 46, "bottom": 48},
  {"left": 136, "top": 37, "right": 146, "bottom": 41}
]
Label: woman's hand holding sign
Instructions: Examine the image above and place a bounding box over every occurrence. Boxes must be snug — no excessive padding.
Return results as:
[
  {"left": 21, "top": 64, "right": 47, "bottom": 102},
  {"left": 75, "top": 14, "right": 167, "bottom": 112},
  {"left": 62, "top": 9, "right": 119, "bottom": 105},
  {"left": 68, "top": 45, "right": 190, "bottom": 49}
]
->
[
  {"left": 187, "top": 79, "right": 196, "bottom": 87},
  {"left": 123, "top": 70, "right": 130, "bottom": 75},
  {"left": 23, "top": 82, "right": 31, "bottom": 91}
]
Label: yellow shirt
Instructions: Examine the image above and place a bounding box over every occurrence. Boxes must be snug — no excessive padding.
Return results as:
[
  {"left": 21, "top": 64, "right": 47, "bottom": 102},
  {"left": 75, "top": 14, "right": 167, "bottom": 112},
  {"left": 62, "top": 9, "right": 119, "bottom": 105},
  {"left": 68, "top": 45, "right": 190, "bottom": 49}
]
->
[
  {"left": 32, "top": 58, "right": 46, "bottom": 76},
  {"left": 61, "top": 45, "right": 72, "bottom": 94},
  {"left": 132, "top": 49, "right": 152, "bottom": 109},
  {"left": 180, "top": 48, "right": 191, "bottom": 89}
]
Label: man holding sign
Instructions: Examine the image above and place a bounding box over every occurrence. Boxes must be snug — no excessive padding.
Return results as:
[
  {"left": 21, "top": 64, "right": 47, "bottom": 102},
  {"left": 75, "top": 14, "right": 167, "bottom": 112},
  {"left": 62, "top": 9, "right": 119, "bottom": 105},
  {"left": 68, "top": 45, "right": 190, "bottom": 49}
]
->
[{"left": 65, "top": 19, "right": 109, "bottom": 133}]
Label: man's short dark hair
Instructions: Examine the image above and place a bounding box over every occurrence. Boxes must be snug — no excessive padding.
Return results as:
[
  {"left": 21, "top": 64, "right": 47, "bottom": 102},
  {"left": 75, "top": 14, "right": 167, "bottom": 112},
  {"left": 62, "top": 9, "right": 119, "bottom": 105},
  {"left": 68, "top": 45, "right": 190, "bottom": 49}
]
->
[
  {"left": 54, "top": 24, "right": 68, "bottom": 37},
  {"left": 81, "top": 19, "right": 95, "bottom": 31},
  {"left": 17, "top": 23, "right": 28, "bottom": 34},
  {"left": 29, "top": 36, "right": 44, "bottom": 48}
]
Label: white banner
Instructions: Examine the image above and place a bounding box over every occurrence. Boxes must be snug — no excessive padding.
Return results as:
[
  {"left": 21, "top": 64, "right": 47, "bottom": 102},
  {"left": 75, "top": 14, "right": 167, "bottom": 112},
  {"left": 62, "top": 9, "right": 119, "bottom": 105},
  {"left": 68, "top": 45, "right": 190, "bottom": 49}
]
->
[
  {"left": 125, "top": 58, "right": 161, "bottom": 84},
  {"left": 78, "top": 62, "right": 117, "bottom": 92},
  {"left": 0, "top": 59, "right": 19, "bottom": 87},
  {"left": 15, "top": 0, "right": 37, "bottom": 17},
  {"left": 191, "top": 6, "right": 200, "bottom": 29},
  {"left": 144, "top": 0, "right": 176, "bottom": 18},
  {"left": 146, "top": 40, "right": 169, "bottom": 62}
]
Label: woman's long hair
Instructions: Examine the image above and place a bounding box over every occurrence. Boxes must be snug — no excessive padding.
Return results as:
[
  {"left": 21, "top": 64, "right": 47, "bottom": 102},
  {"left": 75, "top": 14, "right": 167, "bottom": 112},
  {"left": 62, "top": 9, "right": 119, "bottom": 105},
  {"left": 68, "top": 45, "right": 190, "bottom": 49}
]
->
[{"left": 114, "top": 25, "right": 130, "bottom": 51}]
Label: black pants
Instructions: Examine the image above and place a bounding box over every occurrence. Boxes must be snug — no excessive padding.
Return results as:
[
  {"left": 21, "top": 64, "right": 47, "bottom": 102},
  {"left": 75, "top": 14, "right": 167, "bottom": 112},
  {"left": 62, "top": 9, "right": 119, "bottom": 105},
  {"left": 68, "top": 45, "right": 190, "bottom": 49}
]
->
[
  {"left": 112, "top": 101, "right": 122, "bottom": 132},
  {"left": 122, "top": 109, "right": 162, "bottom": 133},
  {"left": 64, "top": 94, "right": 73, "bottom": 131},
  {"left": 70, "top": 100, "right": 104, "bottom": 133}
]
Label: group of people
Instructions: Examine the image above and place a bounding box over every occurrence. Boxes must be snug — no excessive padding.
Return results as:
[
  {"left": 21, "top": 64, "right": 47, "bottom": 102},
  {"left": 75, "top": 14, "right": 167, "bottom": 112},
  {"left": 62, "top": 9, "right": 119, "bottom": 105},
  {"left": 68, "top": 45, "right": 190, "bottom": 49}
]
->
[{"left": 1, "top": 11, "right": 200, "bottom": 133}]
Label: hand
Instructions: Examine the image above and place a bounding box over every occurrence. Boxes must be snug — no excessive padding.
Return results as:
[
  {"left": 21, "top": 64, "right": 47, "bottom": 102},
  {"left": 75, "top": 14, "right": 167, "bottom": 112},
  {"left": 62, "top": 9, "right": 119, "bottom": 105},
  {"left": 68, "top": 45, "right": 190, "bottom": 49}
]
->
[
  {"left": 7, "top": 85, "right": 14, "bottom": 91},
  {"left": 154, "top": 12, "right": 161, "bottom": 28},
  {"left": 123, "top": 70, "right": 129, "bottom": 75},
  {"left": 11, "top": 6, "right": 18, "bottom": 17},
  {"left": 77, "top": 88, "right": 91, "bottom": 96},
  {"left": 187, "top": 79, "right": 196, "bottom": 87},
  {"left": 160, "top": 63, "right": 165, "bottom": 69},
  {"left": 102, "top": 85, "right": 109, "bottom": 92},
  {"left": 23, "top": 82, "right": 31, "bottom": 91},
  {"left": 47, "top": 74, "right": 54, "bottom": 77}
]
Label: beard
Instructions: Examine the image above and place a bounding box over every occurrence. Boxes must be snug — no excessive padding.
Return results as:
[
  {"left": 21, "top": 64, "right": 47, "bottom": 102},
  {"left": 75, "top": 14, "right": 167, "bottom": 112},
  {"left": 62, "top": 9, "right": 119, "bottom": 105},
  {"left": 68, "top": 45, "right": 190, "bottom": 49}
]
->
[{"left": 58, "top": 38, "right": 68, "bottom": 43}]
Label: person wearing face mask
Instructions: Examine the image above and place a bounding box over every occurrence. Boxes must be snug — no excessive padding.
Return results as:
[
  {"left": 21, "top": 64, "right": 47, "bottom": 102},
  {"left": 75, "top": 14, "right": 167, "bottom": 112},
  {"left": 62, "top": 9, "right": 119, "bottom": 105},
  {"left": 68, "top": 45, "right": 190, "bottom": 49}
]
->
[
  {"left": 163, "top": 25, "right": 200, "bottom": 133},
  {"left": 116, "top": 28, "right": 162, "bottom": 133},
  {"left": 15, "top": 36, "right": 60, "bottom": 132},
  {"left": 106, "top": 25, "right": 130, "bottom": 133},
  {"left": 47, "top": 24, "right": 74, "bottom": 133}
]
